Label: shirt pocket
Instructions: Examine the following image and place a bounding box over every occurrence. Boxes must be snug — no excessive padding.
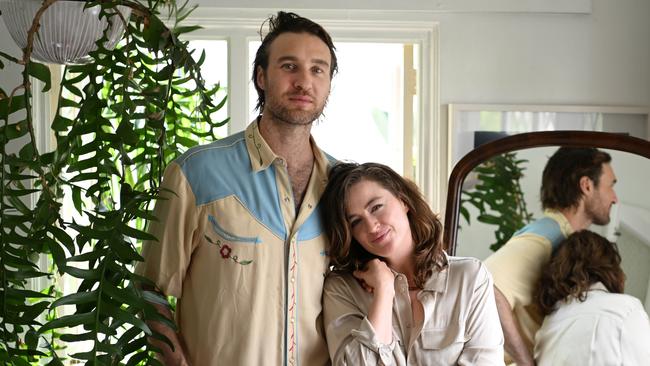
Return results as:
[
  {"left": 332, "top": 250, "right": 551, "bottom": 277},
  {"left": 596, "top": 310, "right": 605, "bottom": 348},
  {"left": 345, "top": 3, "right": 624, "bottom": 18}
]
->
[
  {"left": 200, "top": 195, "right": 267, "bottom": 267},
  {"left": 195, "top": 196, "right": 272, "bottom": 284},
  {"left": 419, "top": 326, "right": 466, "bottom": 365}
]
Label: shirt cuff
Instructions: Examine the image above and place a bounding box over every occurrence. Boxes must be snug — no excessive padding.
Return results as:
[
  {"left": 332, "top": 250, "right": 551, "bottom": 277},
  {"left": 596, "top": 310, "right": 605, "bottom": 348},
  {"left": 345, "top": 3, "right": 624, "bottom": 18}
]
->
[{"left": 350, "top": 317, "right": 397, "bottom": 365}]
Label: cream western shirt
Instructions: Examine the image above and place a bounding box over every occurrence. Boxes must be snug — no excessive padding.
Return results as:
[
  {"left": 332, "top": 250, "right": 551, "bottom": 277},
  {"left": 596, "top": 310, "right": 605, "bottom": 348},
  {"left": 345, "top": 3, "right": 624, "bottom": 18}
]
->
[
  {"left": 137, "top": 121, "right": 333, "bottom": 365},
  {"left": 323, "top": 255, "right": 505, "bottom": 365},
  {"left": 535, "top": 282, "right": 650, "bottom": 366},
  {"left": 484, "top": 210, "right": 573, "bottom": 356}
]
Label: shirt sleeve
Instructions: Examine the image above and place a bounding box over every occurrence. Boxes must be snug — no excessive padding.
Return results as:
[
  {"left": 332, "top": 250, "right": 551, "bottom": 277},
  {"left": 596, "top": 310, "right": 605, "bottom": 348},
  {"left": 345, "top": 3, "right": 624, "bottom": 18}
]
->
[
  {"left": 322, "top": 273, "right": 398, "bottom": 366},
  {"left": 620, "top": 300, "right": 650, "bottom": 365},
  {"left": 458, "top": 262, "right": 506, "bottom": 366},
  {"left": 483, "top": 234, "right": 552, "bottom": 308},
  {"left": 135, "top": 162, "right": 199, "bottom": 298}
]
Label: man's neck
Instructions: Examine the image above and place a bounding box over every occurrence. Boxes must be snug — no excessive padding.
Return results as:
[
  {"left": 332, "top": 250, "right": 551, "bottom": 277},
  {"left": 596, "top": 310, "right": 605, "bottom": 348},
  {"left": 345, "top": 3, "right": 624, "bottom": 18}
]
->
[
  {"left": 257, "top": 114, "right": 313, "bottom": 163},
  {"left": 257, "top": 114, "right": 316, "bottom": 209},
  {"left": 559, "top": 205, "right": 593, "bottom": 231}
]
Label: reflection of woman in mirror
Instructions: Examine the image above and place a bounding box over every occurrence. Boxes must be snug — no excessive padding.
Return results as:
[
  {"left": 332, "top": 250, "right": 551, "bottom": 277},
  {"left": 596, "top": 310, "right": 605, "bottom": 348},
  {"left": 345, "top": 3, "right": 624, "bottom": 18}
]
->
[
  {"left": 534, "top": 230, "right": 650, "bottom": 365},
  {"left": 321, "top": 162, "right": 504, "bottom": 365}
]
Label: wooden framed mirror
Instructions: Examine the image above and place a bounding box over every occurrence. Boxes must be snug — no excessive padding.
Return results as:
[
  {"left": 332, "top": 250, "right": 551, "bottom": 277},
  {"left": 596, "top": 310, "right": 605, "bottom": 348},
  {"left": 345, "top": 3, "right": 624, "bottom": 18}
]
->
[{"left": 443, "top": 130, "right": 650, "bottom": 311}]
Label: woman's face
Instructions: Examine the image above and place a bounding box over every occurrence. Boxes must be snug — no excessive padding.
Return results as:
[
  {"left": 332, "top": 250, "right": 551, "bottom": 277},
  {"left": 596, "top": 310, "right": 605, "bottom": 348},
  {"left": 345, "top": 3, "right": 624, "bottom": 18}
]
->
[{"left": 345, "top": 179, "right": 413, "bottom": 263}]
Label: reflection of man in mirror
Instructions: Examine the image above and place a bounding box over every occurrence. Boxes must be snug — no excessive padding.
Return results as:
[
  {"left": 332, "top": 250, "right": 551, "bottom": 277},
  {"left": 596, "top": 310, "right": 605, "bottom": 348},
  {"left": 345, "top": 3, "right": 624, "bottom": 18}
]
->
[
  {"left": 534, "top": 230, "right": 650, "bottom": 365},
  {"left": 483, "top": 147, "right": 618, "bottom": 366}
]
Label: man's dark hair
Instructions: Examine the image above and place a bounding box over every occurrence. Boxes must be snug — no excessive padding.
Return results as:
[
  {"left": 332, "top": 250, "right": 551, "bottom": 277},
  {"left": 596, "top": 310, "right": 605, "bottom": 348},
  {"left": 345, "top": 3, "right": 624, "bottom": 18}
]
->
[
  {"left": 540, "top": 147, "right": 612, "bottom": 210},
  {"left": 252, "top": 11, "right": 338, "bottom": 112}
]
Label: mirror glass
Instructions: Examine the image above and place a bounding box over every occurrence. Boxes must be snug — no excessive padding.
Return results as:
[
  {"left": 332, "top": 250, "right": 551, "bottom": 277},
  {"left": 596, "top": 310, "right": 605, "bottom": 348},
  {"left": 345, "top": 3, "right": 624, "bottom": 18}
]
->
[{"left": 454, "top": 147, "right": 650, "bottom": 312}]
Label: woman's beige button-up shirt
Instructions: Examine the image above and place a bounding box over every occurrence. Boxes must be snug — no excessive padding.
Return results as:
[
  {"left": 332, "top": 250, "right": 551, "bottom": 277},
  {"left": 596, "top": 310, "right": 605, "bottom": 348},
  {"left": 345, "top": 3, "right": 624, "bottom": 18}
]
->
[{"left": 323, "top": 255, "right": 505, "bottom": 365}]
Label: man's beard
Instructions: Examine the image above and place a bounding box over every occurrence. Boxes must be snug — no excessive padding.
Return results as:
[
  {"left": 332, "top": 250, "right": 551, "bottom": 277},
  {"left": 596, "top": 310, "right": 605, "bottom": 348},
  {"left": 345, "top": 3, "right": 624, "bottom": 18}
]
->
[
  {"left": 585, "top": 197, "right": 611, "bottom": 226},
  {"left": 265, "top": 94, "right": 327, "bottom": 126}
]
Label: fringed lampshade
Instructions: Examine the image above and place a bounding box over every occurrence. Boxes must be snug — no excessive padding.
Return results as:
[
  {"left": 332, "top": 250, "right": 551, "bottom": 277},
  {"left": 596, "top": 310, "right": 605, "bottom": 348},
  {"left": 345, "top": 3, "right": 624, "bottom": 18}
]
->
[{"left": 0, "top": 0, "right": 131, "bottom": 64}]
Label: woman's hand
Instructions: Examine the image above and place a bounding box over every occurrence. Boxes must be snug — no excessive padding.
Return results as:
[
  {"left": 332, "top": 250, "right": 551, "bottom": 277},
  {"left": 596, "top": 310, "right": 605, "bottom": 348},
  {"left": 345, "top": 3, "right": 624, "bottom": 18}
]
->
[
  {"left": 353, "top": 259, "right": 395, "bottom": 296},
  {"left": 353, "top": 259, "right": 395, "bottom": 344}
]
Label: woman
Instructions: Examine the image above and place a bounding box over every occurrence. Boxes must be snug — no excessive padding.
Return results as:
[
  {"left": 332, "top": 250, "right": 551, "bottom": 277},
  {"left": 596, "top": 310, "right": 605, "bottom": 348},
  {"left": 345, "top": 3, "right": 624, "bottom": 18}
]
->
[
  {"left": 321, "top": 162, "right": 504, "bottom": 365},
  {"left": 534, "top": 230, "right": 650, "bottom": 365}
]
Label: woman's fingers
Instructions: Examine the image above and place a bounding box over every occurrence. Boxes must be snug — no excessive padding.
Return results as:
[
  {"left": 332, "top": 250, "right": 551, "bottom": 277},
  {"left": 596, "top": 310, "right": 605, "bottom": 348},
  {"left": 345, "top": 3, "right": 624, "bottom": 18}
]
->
[{"left": 353, "top": 259, "right": 394, "bottom": 293}]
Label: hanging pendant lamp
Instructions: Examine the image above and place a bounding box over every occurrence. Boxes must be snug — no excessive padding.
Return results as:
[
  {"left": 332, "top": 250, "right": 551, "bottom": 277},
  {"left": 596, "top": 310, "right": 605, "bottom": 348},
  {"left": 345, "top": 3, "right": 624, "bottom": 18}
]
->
[{"left": 0, "top": 0, "right": 131, "bottom": 65}]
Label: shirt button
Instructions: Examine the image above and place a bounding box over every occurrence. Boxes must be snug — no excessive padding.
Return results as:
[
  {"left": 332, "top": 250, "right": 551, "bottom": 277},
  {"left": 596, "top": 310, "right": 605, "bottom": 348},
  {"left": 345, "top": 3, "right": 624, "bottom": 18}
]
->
[{"left": 291, "top": 277, "right": 295, "bottom": 283}]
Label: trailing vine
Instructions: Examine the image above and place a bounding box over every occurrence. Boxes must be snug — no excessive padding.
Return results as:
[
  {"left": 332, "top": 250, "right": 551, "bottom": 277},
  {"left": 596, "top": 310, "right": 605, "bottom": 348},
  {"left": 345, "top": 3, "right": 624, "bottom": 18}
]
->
[{"left": 0, "top": 0, "right": 226, "bottom": 364}]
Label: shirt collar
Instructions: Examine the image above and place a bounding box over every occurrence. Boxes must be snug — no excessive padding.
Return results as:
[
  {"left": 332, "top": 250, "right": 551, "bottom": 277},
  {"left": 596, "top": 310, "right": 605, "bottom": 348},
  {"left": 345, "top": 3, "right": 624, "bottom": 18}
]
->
[
  {"left": 589, "top": 281, "right": 610, "bottom": 293},
  {"left": 245, "top": 118, "right": 276, "bottom": 172},
  {"left": 421, "top": 251, "right": 450, "bottom": 293},
  {"left": 244, "top": 118, "right": 332, "bottom": 185},
  {"left": 544, "top": 209, "right": 574, "bottom": 237}
]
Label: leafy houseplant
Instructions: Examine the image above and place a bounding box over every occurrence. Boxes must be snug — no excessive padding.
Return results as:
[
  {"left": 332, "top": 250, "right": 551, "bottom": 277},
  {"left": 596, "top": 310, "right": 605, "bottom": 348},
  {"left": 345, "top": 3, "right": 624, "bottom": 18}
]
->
[
  {"left": 0, "top": 0, "right": 226, "bottom": 364},
  {"left": 460, "top": 152, "right": 533, "bottom": 252}
]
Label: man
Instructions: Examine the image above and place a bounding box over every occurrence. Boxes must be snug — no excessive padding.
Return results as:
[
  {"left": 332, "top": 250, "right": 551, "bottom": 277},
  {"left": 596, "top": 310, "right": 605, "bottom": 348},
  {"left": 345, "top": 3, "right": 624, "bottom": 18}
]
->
[
  {"left": 137, "top": 11, "right": 337, "bottom": 365},
  {"left": 483, "top": 147, "right": 618, "bottom": 365}
]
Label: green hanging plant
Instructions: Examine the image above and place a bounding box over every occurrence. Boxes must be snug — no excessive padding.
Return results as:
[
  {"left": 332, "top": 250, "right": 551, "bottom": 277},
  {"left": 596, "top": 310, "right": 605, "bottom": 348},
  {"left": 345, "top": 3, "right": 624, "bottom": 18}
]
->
[
  {"left": 460, "top": 152, "right": 533, "bottom": 252},
  {"left": 0, "top": 0, "right": 226, "bottom": 364}
]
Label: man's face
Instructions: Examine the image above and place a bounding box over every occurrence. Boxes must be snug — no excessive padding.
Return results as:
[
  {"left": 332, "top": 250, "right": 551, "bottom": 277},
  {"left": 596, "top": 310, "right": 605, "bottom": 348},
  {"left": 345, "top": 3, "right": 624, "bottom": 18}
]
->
[
  {"left": 256, "top": 32, "right": 332, "bottom": 126},
  {"left": 584, "top": 163, "right": 618, "bottom": 225}
]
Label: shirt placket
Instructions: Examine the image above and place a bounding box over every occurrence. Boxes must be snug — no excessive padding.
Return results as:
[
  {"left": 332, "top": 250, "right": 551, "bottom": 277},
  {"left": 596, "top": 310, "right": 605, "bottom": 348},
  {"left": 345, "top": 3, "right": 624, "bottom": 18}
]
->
[
  {"left": 409, "top": 291, "right": 436, "bottom": 365},
  {"left": 275, "top": 158, "right": 299, "bottom": 366},
  {"left": 286, "top": 233, "right": 298, "bottom": 366},
  {"left": 393, "top": 274, "right": 412, "bottom": 351}
]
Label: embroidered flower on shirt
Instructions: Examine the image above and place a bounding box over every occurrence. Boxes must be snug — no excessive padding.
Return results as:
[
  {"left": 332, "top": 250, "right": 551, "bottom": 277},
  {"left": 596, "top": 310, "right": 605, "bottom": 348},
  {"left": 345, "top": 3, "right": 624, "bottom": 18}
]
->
[
  {"left": 205, "top": 235, "right": 253, "bottom": 265},
  {"left": 219, "top": 244, "right": 232, "bottom": 258}
]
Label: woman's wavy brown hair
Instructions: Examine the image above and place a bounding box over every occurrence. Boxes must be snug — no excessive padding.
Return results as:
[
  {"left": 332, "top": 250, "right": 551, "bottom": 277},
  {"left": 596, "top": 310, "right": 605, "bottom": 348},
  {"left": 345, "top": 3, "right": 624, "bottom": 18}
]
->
[
  {"left": 535, "top": 230, "right": 625, "bottom": 315},
  {"left": 320, "top": 162, "right": 446, "bottom": 287}
]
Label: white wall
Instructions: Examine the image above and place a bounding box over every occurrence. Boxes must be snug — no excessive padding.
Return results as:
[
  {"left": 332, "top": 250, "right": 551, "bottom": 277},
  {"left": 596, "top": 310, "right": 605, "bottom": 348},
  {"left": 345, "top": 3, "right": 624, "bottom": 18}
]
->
[{"left": 438, "top": 1, "right": 650, "bottom": 107}]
